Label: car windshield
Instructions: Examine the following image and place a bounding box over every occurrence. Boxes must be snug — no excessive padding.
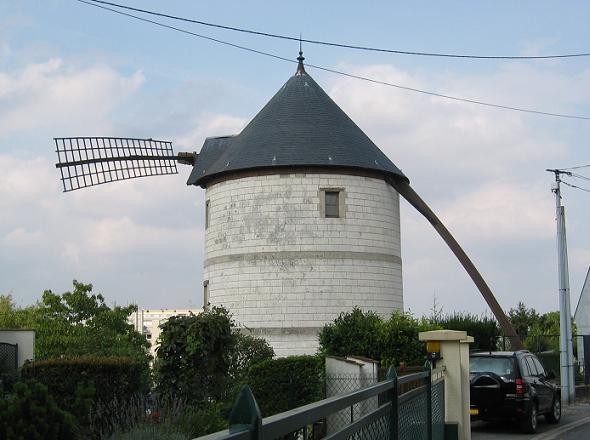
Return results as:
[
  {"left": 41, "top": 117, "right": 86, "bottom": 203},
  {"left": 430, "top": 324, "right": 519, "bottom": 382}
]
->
[{"left": 470, "top": 356, "right": 514, "bottom": 377}]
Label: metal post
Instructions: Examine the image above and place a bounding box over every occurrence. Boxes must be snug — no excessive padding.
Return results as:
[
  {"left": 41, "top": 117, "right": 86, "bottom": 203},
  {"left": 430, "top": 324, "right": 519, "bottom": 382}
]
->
[
  {"left": 548, "top": 169, "right": 576, "bottom": 404},
  {"left": 228, "top": 386, "right": 262, "bottom": 439},
  {"left": 424, "top": 361, "right": 433, "bottom": 440},
  {"left": 387, "top": 366, "right": 398, "bottom": 440}
]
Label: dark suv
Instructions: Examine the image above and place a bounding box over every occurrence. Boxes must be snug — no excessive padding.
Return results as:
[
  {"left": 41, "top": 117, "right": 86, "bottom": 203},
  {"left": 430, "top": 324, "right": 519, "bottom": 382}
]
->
[{"left": 469, "top": 350, "right": 561, "bottom": 433}]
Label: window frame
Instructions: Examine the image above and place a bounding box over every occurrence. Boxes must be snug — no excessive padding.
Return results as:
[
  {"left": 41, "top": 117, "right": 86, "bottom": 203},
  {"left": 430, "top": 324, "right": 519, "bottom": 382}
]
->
[{"left": 319, "top": 187, "right": 346, "bottom": 219}]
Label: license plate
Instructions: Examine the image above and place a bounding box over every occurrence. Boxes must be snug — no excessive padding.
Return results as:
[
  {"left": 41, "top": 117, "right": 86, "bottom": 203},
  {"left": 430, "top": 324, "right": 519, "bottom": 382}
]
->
[{"left": 470, "top": 408, "right": 479, "bottom": 416}]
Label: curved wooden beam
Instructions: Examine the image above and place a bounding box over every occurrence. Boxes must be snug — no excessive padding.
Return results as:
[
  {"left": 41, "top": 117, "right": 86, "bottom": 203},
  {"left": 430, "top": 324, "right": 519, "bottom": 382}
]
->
[{"left": 388, "top": 179, "right": 524, "bottom": 350}]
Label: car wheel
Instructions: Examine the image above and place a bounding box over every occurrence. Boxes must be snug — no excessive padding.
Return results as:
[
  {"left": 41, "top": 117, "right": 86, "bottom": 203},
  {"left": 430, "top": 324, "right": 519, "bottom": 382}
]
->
[
  {"left": 520, "top": 402, "right": 538, "bottom": 434},
  {"left": 545, "top": 396, "right": 561, "bottom": 424}
]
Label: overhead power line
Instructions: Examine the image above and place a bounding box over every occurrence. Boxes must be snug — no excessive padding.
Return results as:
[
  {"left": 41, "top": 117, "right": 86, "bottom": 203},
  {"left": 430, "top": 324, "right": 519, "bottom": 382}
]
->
[
  {"left": 571, "top": 172, "right": 590, "bottom": 182},
  {"left": 77, "top": 0, "right": 590, "bottom": 121},
  {"left": 562, "top": 180, "right": 590, "bottom": 193},
  {"left": 561, "top": 164, "right": 590, "bottom": 171},
  {"left": 84, "top": 0, "right": 590, "bottom": 60}
]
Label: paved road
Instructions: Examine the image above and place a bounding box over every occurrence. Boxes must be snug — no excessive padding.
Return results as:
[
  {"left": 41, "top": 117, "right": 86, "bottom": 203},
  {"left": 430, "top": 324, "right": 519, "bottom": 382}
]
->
[{"left": 472, "top": 404, "right": 590, "bottom": 440}]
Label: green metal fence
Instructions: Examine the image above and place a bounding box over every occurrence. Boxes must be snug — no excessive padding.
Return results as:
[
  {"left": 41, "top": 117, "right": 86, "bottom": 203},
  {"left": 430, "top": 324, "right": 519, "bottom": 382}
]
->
[{"left": 195, "top": 363, "right": 445, "bottom": 440}]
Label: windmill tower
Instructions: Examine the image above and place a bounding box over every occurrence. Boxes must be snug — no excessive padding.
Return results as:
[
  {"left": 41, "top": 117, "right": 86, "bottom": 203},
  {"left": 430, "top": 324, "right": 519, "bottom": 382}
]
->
[
  {"left": 55, "top": 52, "right": 524, "bottom": 355},
  {"left": 186, "top": 53, "right": 406, "bottom": 356}
]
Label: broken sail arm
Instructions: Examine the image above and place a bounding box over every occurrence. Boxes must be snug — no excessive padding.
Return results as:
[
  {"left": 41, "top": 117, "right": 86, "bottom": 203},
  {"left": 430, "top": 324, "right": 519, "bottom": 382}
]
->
[{"left": 54, "top": 137, "right": 196, "bottom": 192}]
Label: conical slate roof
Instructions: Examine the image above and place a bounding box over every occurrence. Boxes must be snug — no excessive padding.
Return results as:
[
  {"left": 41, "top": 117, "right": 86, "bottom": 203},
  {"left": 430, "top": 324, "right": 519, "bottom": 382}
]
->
[{"left": 187, "top": 55, "right": 407, "bottom": 187}]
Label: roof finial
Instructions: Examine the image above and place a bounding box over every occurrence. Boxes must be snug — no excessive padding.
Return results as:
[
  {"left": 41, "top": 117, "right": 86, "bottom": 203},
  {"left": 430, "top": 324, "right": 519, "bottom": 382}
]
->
[{"left": 296, "top": 34, "right": 306, "bottom": 75}]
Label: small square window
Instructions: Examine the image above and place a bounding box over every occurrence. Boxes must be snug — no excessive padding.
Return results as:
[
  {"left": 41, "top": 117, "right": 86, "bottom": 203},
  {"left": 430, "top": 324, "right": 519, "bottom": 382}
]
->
[{"left": 325, "top": 191, "right": 340, "bottom": 218}]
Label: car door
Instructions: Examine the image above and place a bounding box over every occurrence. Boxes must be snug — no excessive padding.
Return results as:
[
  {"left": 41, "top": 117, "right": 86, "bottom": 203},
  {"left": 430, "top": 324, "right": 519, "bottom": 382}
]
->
[
  {"left": 521, "top": 356, "right": 542, "bottom": 409},
  {"left": 525, "top": 356, "right": 551, "bottom": 412},
  {"left": 532, "top": 356, "right": 554, "bottom": 410}
]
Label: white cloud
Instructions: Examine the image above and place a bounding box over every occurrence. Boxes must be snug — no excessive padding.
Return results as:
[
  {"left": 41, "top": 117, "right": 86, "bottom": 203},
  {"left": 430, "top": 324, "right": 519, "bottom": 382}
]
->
[
  {"left": 174, "top": 113, "right": 247, "bottom": 150},
  {"left": 328, "top": 64, "right": 566, "bottom": 185},
  {"left": 2, "top": 227, "right": 43, "bottom": 247},
  {"left": 84, "top": 216, "right": 202, "bottom": 255},
  {"left": 438, "top": 181, "right": 555, "bottom": 242},
  {"left": 0, "top": 58, "right": 144, "bottom": 137}
]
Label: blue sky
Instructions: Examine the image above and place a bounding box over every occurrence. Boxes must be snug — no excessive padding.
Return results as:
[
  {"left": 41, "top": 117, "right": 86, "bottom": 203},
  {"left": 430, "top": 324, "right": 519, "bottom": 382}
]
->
[{"left": 1, "top": 0, "right": 589, "bottom": 320}]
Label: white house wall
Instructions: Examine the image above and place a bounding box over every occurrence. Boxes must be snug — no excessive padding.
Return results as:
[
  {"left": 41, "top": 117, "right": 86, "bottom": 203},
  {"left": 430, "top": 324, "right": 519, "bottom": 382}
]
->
[{"left": 204, "top": 172, "right": 403, "bottom": 357}]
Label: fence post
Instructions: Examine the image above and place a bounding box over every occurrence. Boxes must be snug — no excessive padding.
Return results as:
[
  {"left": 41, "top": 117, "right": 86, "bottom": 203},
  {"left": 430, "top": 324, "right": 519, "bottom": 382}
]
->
[
  {"left": 228, "top": 385, "right": 262, "bottom": 439},
  {"left": 387, "top": 366, "right": 398, "bottom": 440},
  {"left": 419, "top": 330, "right": 473, "bottom": 440},
  {"left": 424, "top": 360, "right": 432, "bottom": 440}
]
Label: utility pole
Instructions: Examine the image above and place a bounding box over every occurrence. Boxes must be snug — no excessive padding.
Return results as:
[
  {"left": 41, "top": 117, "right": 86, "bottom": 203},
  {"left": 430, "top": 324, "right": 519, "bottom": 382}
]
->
[{"left": 547, "top": 168, "right": 575, "bottom": 405}]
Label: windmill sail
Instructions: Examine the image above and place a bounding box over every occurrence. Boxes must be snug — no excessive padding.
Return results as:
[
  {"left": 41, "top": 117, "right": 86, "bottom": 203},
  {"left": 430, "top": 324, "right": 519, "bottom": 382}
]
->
[{"left": 54, "top": 137, "right": 194, "bottom": 192}]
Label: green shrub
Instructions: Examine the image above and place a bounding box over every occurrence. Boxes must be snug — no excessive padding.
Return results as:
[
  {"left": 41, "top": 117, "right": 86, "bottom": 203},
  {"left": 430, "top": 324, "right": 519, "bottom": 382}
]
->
[
  {"left": 381, "top": 312, "right": 438, "bottom": 366},
  {"left": 245, "top": 355, "right": 324, "bottom": 417},
  {"left": 319, "top": 307, "right": 383, "bottom": 360},
  {"left": 155, "top": 307, "right": 235, "bottom": 405},
  {"left": 103, "top": 398, "right": 227, "bottom": 440},
  {"left": 175, "top": 402, "right": 228, "bottom": 437},
  {"left": 0, "top": 381, "right": 78, "bottom": 440},
  {"left": 21, "top": 356, "right": 150, "bottom": 438},
  {"left": 437, "top": 312, "right": 500, "bottom": 351},
  {"left": 319, "top": 308, "right": 439, "bottom": 367},
  {"left": 155, "top": 307, "right": 273, "bottom": 406},
  {"left": 22, "top": 356, "right": 149, "bottom": 410}
]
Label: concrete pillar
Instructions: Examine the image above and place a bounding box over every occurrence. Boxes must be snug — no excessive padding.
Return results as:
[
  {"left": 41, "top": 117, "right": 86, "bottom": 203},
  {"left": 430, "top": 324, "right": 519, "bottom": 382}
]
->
[{"left": 419, "top": 330, "right": 473, "bottom": 440}]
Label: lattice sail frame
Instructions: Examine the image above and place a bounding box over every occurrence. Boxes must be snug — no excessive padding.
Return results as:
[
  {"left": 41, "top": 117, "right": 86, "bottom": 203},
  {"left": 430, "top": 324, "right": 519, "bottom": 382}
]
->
[{"left": 55, "top": 137, "right": 180, "bottom": 192}]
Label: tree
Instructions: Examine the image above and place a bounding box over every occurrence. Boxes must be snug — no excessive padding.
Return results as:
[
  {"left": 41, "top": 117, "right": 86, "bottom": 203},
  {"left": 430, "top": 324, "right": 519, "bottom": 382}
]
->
[
  {"left": 229, "top": 333, "right": 275, "bottom": 380},
  {"left": 508, "top": 302, "right": 539, "bottom": 340},
  {"left": 155, "top": 306, "right": 273, "bottom": 405},
  {"left": 0, "top": 281, "right": 148, "bottom": 361}
]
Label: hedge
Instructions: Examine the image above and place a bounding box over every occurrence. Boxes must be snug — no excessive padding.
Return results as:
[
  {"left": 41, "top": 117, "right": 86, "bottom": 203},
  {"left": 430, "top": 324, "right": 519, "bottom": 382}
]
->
[
  {"left": 244, "top": 355, "right": 324, "bottom": 417},
  {"left": 22, "top": 355, "right": 150, "bottom": 437}
]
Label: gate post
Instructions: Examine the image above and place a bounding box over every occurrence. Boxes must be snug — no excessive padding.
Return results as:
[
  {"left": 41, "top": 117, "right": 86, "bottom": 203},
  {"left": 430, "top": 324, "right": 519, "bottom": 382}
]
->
[
  {"left": 228, "top": 386, "right": 262, "bottom": 439},
  {"left": 419, "top": 330, "right": 473, "bottom": 440},
  {"left": 387, "top": 366, "right": 398, "bottom": 440},
  {"left": 424, "top": 360, "right": 432, "bottom": 440}
]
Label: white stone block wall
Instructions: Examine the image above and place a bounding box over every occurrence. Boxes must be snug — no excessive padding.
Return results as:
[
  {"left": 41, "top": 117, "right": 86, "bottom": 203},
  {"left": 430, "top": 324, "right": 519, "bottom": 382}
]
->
[{"left": 204, "top": 172, "right": 403, "bottom": 356}]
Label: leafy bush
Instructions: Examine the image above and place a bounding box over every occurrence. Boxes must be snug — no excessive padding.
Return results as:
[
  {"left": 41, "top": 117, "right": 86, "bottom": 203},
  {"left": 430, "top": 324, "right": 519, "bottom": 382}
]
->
[
  {"left": 175, "top": 402, "right": 228, "bottom": 437},
  {"left": 0, "top": 381, "right": 78, "bottom": 440},
  {"left": 21, "top": 355, "right": 150, "bottom": 438},
  {"left": 319, "top": 308, "right": 439, "bottom": 366},
  {"left": 319, "top": 307, "right": 383, "bottom": 360},
  {"left": 22, "top": 356, "right": 150, "bottom": 411},
  {"left": 103, "top": 397, "right": 227, "bottom": 440},
  {"left": 229, "top": 333, "right": 275, "bottom": 380},
  {"left": 381, "top": 312, "right": 438, "bottom": 366},
  {"left": 437, "top": 312, "right": 500, "bottom": 351},
  {"left": 155, "top": 307, "right": 235, "bottom": 405},
  {"left": 245, "top": 355, "right": 324, "bottom": 417},
  {"left": 155, "top": 306, "right": 273, "bottom": 406}
]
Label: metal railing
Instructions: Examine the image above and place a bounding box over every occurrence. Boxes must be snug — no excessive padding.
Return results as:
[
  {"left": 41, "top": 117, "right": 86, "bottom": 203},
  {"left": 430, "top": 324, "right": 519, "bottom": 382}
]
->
[{"left": 195, "top": 363, "right": 445, "bottom": 440}]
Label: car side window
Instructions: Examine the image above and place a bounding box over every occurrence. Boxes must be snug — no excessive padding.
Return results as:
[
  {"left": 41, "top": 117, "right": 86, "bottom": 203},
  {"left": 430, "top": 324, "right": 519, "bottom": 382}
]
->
[
  {"left": 532, "top": 357, "right": 546, "bottom": 377},
  {"left": 521, "top": 357, "right": 533, "bottom": 376},
  {"left": 526, "top": 357, "right": 539, "bottom": 376}
]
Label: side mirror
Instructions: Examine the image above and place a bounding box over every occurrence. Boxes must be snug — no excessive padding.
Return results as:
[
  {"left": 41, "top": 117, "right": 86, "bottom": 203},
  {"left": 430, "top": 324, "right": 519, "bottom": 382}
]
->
[{"left": 546, "top": 370, "right": 556, "bottom": 380}]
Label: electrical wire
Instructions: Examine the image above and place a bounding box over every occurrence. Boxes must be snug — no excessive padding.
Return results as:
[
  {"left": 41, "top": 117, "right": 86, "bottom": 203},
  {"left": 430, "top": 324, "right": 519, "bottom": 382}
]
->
[
  {"left": 83, "top": 0, "right": 590, "bottom": 60},
  {"left": 571, "top": 172, "right": 590, "bottom": 181},
  {"left": 76, "top": 0, "right": 590, "bottom": 121},
  {"left": 561, "top": 164, "right": 590, "bottom": 171},
  {"left": 562, "top": 180, "right": 590, "bottom": 193}
]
